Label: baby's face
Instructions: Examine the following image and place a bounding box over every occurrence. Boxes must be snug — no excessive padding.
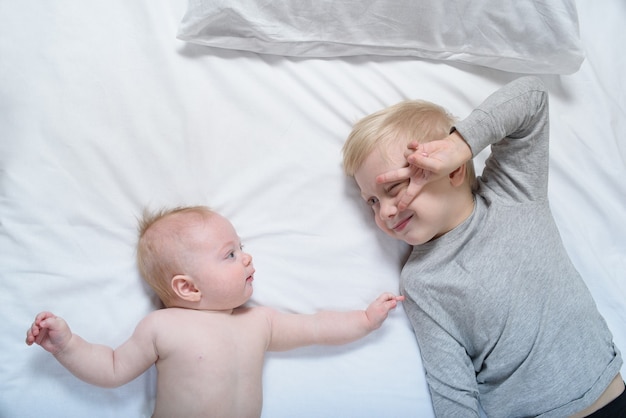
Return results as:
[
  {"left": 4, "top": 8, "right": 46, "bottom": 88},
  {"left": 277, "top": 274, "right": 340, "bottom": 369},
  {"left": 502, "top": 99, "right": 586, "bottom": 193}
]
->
[
  {"left": 354, "top": 143, "right": 459, "bottom": 246},
  {"left": 184, "top": 214, "right": 255, "bottom": 310}
]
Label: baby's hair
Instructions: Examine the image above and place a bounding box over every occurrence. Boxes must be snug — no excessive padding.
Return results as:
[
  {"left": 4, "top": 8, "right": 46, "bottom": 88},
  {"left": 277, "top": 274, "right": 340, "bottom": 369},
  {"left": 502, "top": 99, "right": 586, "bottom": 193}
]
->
[{"left": 136, "top": 206, "right": 213, "bottom": 307}]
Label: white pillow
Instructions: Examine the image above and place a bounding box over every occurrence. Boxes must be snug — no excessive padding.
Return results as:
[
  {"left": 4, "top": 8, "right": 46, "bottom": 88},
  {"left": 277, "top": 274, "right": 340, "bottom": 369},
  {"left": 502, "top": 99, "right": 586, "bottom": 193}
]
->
[{"left": 177, "top": 0, "right": 584, "bottom": 75}]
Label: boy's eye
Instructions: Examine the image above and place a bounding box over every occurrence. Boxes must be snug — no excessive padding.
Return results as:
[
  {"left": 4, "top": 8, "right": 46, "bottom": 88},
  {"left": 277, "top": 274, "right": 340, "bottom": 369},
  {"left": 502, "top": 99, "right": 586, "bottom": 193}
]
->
[
  {"left": 385, "top": 183, "right": 400, "bottom": 195},
  {"left": 366, "top": 197, "right": 379, "bottom": 207},
  {"left": 385, "top": 180, "right": 408, "bottom": 197},
  {"left": 227, "top": 251, "right": 235, "bottom": 258}
]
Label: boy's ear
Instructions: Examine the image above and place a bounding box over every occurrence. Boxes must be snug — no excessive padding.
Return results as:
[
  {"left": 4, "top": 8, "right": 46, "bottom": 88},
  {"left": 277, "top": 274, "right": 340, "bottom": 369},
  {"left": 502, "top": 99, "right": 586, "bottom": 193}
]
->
[
  {"left": 449, "top": 163, "right": 467, "bottom": 187},
  {"left": 171, "top": 275, "right": 201, "bottom": 302}
]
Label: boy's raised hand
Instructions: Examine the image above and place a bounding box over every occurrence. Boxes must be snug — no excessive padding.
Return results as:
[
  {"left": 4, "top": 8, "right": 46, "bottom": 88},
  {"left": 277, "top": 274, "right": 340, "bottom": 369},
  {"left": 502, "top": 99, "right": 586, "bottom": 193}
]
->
[
  {"left": 365, "top": 293, "right": 405, "bottom": 330},
  {"left": 26, "top": 311, "right": 72, "bottom": 355},
  {"left": 376, "top": 132, "right": 472, "bottom": 211}
]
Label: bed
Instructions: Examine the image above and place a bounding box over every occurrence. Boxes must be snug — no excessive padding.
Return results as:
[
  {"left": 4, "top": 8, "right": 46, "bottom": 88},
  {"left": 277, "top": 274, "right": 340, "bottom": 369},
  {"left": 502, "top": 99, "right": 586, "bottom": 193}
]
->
[{"left": 1, "top": 1, "right": 624, "bottom": 417}]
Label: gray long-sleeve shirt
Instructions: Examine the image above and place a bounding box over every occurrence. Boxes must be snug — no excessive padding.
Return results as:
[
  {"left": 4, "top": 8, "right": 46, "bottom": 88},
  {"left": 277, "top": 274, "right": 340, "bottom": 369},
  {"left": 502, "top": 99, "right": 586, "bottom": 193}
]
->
[{"left": 401, "top": 77, "right": 622, "bottom": 417}]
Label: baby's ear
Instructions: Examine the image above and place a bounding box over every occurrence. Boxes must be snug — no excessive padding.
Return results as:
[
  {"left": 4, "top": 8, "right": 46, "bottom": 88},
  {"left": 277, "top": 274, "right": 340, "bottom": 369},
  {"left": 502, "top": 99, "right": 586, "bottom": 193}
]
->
[{"left": 171, "top": 275, "right": 201, "bottom": 302}]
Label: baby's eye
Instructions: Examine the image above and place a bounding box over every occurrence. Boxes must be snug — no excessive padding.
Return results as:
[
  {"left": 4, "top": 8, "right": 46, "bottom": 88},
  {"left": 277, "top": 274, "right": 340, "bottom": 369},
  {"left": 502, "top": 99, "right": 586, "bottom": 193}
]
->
[
  {"left": 366, "top": 197, "right": 379, "bottom": 207},
  {"left": 227, "top": 251, "right": 236, "bottom": 259}
]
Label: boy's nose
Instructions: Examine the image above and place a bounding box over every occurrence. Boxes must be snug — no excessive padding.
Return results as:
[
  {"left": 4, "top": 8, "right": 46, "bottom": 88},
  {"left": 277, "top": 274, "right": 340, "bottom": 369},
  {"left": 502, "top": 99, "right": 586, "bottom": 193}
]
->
[
  {"left": 379, "top": 198, "right": 398, "bottom": 219},
  {"left": 243, "top": 252, "right": 253, "bottom": 265}
]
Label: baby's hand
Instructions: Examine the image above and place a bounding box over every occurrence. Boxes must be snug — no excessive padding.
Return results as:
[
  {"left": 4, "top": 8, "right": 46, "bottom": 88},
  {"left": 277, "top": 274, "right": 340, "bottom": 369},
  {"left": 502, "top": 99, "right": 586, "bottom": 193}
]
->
[
  {"left": 365, "top": 293, "right": 405, "bottom": 330},
  {"left": 26, "top": 311, "right": 72, "bottom": 355}
]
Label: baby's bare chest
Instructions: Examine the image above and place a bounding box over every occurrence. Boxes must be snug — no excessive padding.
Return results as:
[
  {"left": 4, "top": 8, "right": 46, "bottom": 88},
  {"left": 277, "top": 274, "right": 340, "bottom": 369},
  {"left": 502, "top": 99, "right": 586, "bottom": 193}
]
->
[
  {"left": 152, "top": 313, "right": 269, "bottom": 416},
  {"left": 156, "top": 312, "right": 269, "bottom": 375}
]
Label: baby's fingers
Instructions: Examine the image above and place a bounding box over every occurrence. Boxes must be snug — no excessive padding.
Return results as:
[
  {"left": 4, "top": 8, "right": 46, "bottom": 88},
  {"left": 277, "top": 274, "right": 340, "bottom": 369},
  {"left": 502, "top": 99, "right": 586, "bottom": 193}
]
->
[
  {"left": 378, "top": 293, "right": 404, "bottom": 309},
  {"left": 26, "top": 312, "right": 56, "bottom": 346},
  {"left": 36, "top": 311, "right": 55, "bottom": 321},
  {"left": 25, "top": 328, "right": 36, "bottom": 345},
  {"left": 26, "top": 321, "right": 42, "bottom": 345},
  {"left": 377, "top": 292, "right": 398, "bottom": 302}
]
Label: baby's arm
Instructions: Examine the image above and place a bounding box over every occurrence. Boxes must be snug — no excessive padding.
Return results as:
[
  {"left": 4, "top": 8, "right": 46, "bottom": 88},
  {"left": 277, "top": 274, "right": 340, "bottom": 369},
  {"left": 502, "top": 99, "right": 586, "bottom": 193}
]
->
[
  {"left": 26, "top": 311, "right": 158, "bottom": 388},
  {"left": 266, "top": 293, "right": 404, "bottom": 351}
]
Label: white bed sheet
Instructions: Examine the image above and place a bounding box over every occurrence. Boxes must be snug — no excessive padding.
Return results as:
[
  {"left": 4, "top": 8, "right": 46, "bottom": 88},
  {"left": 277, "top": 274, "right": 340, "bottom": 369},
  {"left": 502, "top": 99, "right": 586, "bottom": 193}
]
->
[{"left": 0, "top": 1, "right": 624, "bottom": 417}]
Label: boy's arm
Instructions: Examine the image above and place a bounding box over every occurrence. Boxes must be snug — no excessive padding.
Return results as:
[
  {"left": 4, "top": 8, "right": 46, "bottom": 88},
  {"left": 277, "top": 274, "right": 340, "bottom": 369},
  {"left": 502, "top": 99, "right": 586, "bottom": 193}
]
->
[
  {"left": 454, "top": 76, "right": 550, "bottom": 202},
  {"left": 26, "top": 311, "right": 158, "bottom": 388},
  {"left": 266, "top": 293, "right": 403, "bottom": 351},
  {"left": 408, "top": 305, "right": 482, "bottom": 417},
  {"left": 379, "top": 76, "right": 549, "bottom": 207}
]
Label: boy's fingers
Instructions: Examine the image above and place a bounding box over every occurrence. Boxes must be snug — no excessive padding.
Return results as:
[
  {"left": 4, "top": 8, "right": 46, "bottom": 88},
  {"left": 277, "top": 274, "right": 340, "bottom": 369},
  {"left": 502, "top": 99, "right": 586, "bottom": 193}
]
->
[
  {"left": 406, "top": 141, "right": 420, "bottom": 153},
  {"left": 376, "top": 167, "right": 411, "bottom": 184},
  {"left": 397, "top": 180, "right": 423, "bottom": 211},
  {"left": 398, "top": 190, "right": 415, "bottom": 209},
  {"left": 408, "top": 152, "right": 435, "bottom": 171}
]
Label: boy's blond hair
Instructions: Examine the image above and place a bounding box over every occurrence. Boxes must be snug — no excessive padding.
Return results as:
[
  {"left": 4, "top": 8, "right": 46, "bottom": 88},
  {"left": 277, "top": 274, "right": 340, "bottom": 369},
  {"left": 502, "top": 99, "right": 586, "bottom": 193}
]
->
[
  {"left": 342, "top": 100, "right": 475, "bottom": 182},
  {"left": 136, "top": 206, "right": 213, "bottom": 307}
]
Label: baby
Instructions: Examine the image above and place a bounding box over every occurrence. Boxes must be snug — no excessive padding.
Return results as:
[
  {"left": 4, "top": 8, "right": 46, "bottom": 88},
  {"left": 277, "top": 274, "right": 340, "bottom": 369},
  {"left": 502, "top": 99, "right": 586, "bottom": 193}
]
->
[{"left": 26, "top": 206, "right": 403, "bottom": 418}]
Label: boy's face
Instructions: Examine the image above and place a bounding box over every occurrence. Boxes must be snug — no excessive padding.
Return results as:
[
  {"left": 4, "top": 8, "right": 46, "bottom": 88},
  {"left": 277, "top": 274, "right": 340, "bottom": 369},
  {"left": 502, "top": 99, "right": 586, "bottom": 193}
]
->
[
  {"left": 183, "top": 213, "right": 255, "bottom": 310},
  {"left": 354, "top": 142, "right": 461, "bottom": 246}
]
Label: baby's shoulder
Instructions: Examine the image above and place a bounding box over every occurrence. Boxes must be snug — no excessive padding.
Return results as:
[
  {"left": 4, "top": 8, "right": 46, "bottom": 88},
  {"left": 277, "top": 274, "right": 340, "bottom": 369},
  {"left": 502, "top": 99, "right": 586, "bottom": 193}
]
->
[
  {"left": 142, "top": 306, "right": 276, "bottom": 332},
  {"left": 137, "top": 308, "right": 183, "bottom": 329},
  {"left": 234, "top": 306, "right": 277, "bottom": 322}
]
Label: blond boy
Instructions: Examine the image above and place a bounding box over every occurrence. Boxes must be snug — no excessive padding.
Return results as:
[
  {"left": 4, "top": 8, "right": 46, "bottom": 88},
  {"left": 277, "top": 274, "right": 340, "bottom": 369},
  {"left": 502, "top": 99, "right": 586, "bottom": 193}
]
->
[{"left": 342, "top": 77, "right": 624, "bottom": 417}]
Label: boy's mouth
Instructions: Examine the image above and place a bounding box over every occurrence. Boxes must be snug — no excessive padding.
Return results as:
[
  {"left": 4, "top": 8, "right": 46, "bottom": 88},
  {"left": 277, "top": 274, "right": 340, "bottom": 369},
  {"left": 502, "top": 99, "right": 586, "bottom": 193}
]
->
[{"left": 392, "top": 215, "right": 413, "bottom": 232}]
